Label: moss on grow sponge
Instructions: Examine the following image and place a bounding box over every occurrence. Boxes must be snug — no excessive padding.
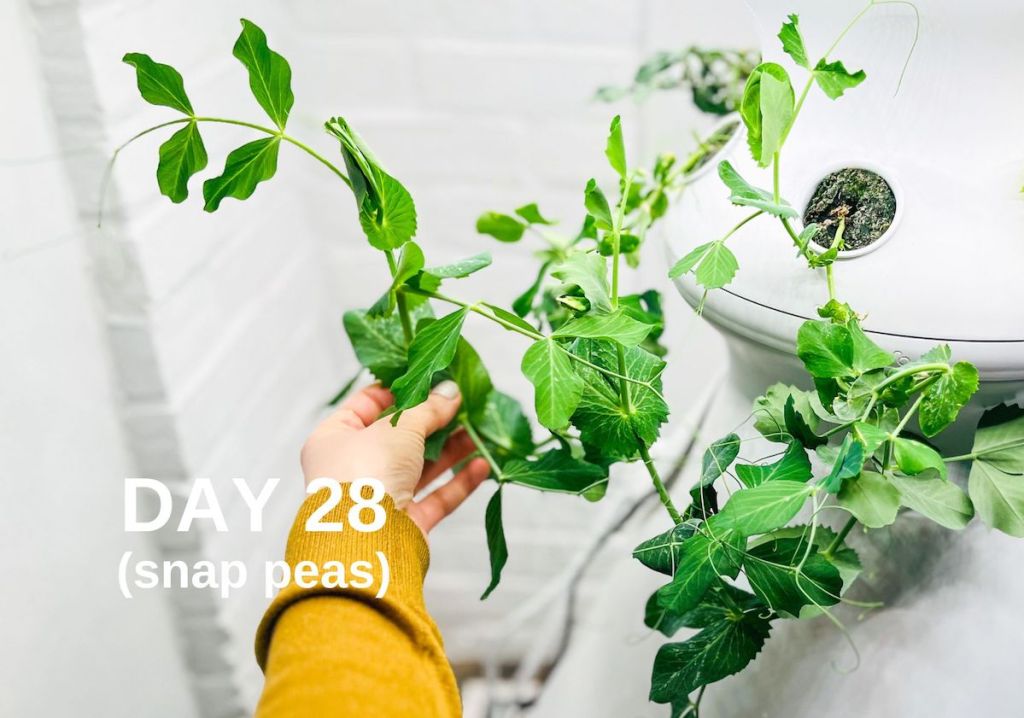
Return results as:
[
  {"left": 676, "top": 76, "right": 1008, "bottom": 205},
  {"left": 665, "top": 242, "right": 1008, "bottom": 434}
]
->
[{"left": 803, "top": 168, "right": 896, "bottom": 251}]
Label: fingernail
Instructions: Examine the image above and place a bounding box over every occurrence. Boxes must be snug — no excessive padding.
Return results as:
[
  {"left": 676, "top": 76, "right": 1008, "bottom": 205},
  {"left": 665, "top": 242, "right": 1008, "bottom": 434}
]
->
[{"left": 431, "top": 380, "right": 460, "bottom": 400}]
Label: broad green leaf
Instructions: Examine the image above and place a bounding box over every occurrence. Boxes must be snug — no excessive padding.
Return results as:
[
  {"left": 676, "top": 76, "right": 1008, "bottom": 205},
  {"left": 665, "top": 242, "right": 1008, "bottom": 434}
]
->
[
  {"left": 919, "top": 362, "right": 979, "bottom": 437},
  {"left": 668, "top": 242, "right": 712, "bottom": 279},
  {"left": 233, "top": 19, "right": 294, "bottom": 129},
  {"left": 832, "top": 371, "right": 884, "bottom": 421},
  {"left": 785, "top": 395, "right": 827, "bottom": 449},
  {"left": 848, "top": 320, "right": 895, "bottom": 373},
  {"left": 341, "top": 303, "right": 431, "bottom": 385},
  {"left": 476, "top": 390, "right": 534, "bottom": 460},
  {"left": 359, "top": 172, "right": 418, "bottom": 251},
  {"left": 369, "top": 241, "right": 424, "bottom": 317},
  {"left": 202, "top": 137, "right": 280, "bottom": 212},
  {"left": 552, "top": 309, "right": 652, "bottom": 346},
  {"left": 481, "top": 303, "right": 540, "bottom": 336},
  {"left": 813, "top": 59, "right": 866, "bottom": 100},
  {"left": 735, "top": 441, "right": 811, "bottom": 487},
  {"left": 503, "top": 449, "right": 607, "bottom": 496},
  {"left": 551, "top": 253, "right": 612, "bottom": 314},
  {"left": 838, "top": 470, "right": 899, "bottom": 527},
  {"left": 820, "top": 434, "right": 865, "bottom": 493},
  {"left": 633, "top": 521, "right": 699, "bottom": 575},
  {"left": 851, "top": 421, "right": 890, "bottom": 456},
  {"left": 778, "top": 14, "right": 809, "bottom": 68},
  {"left": 760, "top": 525, "right": 862, "bottom": 592},
  {"left": 570, "top": 342, "right": 668, "bottom": 459},
  {"left": 514, "top": 203, "right": 554, "bottom": 225},
  {"left": 717, "top": 161, "right": 798, "bottom": 217},
  {"left": 649, "top": 613, "right": 771, "bottom": 703},
  {"left": 753, "top": 384, "right": 819, "bottom": 443},
  {"left": 644, "top": 590, "right": 691, "bottom": 638},
  {"left": 424, "top": 252, "right": 492, "bottom": 280},
  {"left": 744, "top": 537, "right": 842, "bottom": 616},
  {"left": 605, "top": 115, "right": 627, "bottom": 178},
  {"left": 700, "top": 433, "right": 742, "bottom": 486},
  {"left": 122, "top": 53, "right": 194, "bottom": 114},
  {"left": 716, "top": 480, "right": 812, "bottom": 535},
  {"left": 584, "top": 179, "right": 613, "bottom": 227},
  {"left": 968, "top": 405, "right": 1024, "bottom": 535},
  {"left": 891, "top": 469, "right": 973, "bottom": 530},
  {"left": 476, "top": 212, "right": 526, "bottom": 242},
  {"left": 654, "top": 529, "right": 745, "bottom": 614},
  {"left": 156, "top": 121, "right": 207, "bottom": 203},
  {"left": 739, "top": 63, "right": 794, "bottom": 167},
  {"left": 695, "top": 242, "right": 739, "bottom": 290},
  {"left": 451, "top": 339, "right": 492, "bottom": 424},
  {"left": 894, "top": 437, "right": 947, "bottom": 479},
  {"left": 391, "top": 308, "right": 468, "bottom": 409},
  {"left": 796, "top": 320, "right": 854, "bottom": 378},
  {"left": 481, "top": 488, "right": 507, "bottom": 599},
  {"left": 521, "top": 339, "right": 584, "bottom": 430}
]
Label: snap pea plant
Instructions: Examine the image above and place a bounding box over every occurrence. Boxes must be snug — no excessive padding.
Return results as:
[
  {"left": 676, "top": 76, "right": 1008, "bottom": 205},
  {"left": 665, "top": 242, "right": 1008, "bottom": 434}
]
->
[{"left": 111, "top": 10, "right": 1024, "bottom": 717}]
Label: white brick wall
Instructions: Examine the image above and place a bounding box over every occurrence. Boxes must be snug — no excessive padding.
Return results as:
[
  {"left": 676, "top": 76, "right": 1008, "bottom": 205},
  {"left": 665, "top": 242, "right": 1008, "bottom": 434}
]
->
[{"left": 11, "top": 0, "right": 747, "bottom": 714}]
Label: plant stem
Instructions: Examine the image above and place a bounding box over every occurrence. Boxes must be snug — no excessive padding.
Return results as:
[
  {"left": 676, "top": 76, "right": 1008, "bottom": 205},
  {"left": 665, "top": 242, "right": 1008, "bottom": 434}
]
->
[
  {"left": 874, "top": 362, "right": 950, "bottom": 393},
  {"left": 772, "top": 152, "right": 781, "bottom": 204},
  {"left": 640, "top": 443, "right": 683, "bottom": 525},
  {"left": 462, "top": 419, "right": 504, "bottom": 480},
  {"left": 824, "top": 516, "right": 857, "bottom": 557},
  {"left": 385, "top": 250, "right": 414, "bottom": 344},
  {"left": 946, "top": 437, "right": 1024, "bottom": 463}
]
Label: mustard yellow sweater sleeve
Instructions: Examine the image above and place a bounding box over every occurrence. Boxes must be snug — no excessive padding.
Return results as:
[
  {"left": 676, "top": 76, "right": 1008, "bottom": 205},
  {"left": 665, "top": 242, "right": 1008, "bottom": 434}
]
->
[{"left": 254, "top": 488, "right": 461, "bottom": 718}]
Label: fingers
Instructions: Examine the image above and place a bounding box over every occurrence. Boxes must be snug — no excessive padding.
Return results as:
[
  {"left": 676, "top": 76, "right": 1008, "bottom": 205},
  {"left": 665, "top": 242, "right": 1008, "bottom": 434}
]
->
[
  {"left": 407, "top": 457, "right": 490, "bottom": 534},
  {"left": 327, "top": 384, "right": 394, "bottom": 430},
  {"left": 392, "top": 380, "right": 462, "bottom": 437},
  {"left": 418, "top": 430, "right": 476, "bottom": 490}
]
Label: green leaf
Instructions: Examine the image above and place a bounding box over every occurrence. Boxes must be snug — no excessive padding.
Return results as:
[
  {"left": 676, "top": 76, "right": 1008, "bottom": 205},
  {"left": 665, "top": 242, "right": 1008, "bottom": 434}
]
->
[
  {"left": 695, "top": 242, "right": 739, "bottom": 290},
  {"left": 476, "top": 390, "right": 534, "bottom": 460},
  {"left": 551, "top": 253, "right": 612, "bottom": 313},
  {"left": 481, "top": 488, "right": 507, "bottom": 599},
  {"left": 650, "top": 613, "right": 771, "bottom": 703},
  {"left": 521, "top": 339, "right": 584, "bottom": 430},
  {"left": 778, "top": 14, "right": 809, "bottom": 68},
  {"left": 156, "top": 121, "right": 208, "bottom": 203},
  {"left": 813, "top": 59, "right": 866, "bottom": 100},
  {"left": 481, "top": 303, "right": 540, "bottom": 336},
  {"left": 700, "top": 433, "right": 742, "bottom": 486},
  {"left": 785, "top": 395, "right": 827, "bottom": 449},
  {"left": 851, "top": 421, "right": 890, "bottom": 456},
  {"left": 668, "top": 242, "right": 712, "bottom": 279},
  {"left": 202, "top": 137, "right": 280, "bottom": 212},
  {"left": 894, "top": 437, "right": 947, "bottom": 480},
  {"left": 391, "top": 308, "right": 468, "bottom": 409},
  {"left": 503, "top": 449, "right": 607, "bottom": 496},
  {"left": 341, "top": 304, "right": 432, "bottom": 386},
  {"left": 753, "top": 384, "right": 819, "bottom": 443},
  {"left": 514, "top": 203, "right": 554, "bottom": 225},
  {"left": 512, "top": 261, "right": 550, "bottom": 317},
  {"left": 451, "top": 339, "right": 493, "bottom": 424},
  {"left": 552, "top": 310, "right": 652, "bottom": 346},
  {"left": 968, "top": 404, "right": 1024, "bottom": 535},
  {"left": 838, "top": 470, "right": 899, "bottom": 528},
  {"left": 891, "top": 469, "right": 973, "bottom": 530},
  {"left": 735, "top": 441, "right": 811, "bottom": 487},
  {"left": 744, "top": 537, "right": 842, "bottom": 616},
  {"left": 919, "top": 362, "right": 979, "bottom": 437},
  {"left": 424, "top": 252, "right": 492, "bottom": 280},
  {"left": 847, "top": 320, "right": 895, "bottom": 373},
  {"left": 122, "top": 53, "right": 194, "bottom": 115},
  {"left": 739, "top": 63, "right": 794, "bottom": 167},
  {"left": 820, "top": 434, "right": 865, "bottom": 493},
  {"left": 644, "top": 590, "right": 691, "bottom": 638},
  {"left": 359, "top": 172, "right": 418, "bottom": 251},
  {"left": 232, "top": 19, "right": 294, "bottom": 129},
  {"left": 584, "top": 179, "right": 613, "bottom": 227},
  {"left": 633, "top": 522, "right": 700, "bottom": 575},
  {"left": 796, "top": 320, "right": 854, "bottom": 378},
  {"left": 716, "top": 480, "right": 812, "bottom": 535},
  {"left": 605, "top": 115, "right": 627, "bottom": 178},
  {"left": 369, "top": 241, "right": 424, "bottom": 317},
  {"left": 717, "top": 161, "right": 798, "bottom": 218},
  {"left": 570, "top": 342, "right": 669, "bottom": 459},
  {"left": 654, "top": 529, "right": 745, "bottom": 612},
  {"left": 476, "top": 212, "right": 526, "bottom": 242}
]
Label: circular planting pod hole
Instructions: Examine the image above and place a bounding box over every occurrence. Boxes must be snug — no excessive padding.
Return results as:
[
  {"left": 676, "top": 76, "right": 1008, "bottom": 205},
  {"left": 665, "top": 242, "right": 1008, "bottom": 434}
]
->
[{"left": 803, "top": 168, "right": 897, "bottom": 252}]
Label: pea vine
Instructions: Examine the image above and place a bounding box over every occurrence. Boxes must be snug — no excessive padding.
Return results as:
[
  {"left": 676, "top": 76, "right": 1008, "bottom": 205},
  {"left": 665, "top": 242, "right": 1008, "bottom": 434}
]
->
[{"left": 111, "top": 9, "right": 1024, "bottom": 717}]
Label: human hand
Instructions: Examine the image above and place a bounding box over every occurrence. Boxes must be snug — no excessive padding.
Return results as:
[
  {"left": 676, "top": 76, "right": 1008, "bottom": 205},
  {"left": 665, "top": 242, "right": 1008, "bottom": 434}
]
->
[{"left": 300, "top": 380, "right": 491, "bottom": 535}]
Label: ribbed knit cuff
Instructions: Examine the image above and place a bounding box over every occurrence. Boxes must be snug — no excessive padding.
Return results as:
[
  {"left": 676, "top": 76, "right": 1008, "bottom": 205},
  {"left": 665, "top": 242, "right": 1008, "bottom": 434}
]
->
[{"left": 254, "top": 485, "right": 431, "bottom": 671}]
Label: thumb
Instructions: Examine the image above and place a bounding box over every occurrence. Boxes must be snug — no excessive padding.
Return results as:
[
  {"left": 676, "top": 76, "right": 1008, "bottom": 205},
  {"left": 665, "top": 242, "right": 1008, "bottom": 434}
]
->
[{"left": 394, "top": 380, "right": 461, "bottom": 437}]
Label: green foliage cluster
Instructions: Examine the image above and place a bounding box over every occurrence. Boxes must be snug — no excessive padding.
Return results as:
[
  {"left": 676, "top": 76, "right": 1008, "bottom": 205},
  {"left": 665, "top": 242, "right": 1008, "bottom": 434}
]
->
[{"left": 115, "top": 7, "right": 1024, "bottom": 716}]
